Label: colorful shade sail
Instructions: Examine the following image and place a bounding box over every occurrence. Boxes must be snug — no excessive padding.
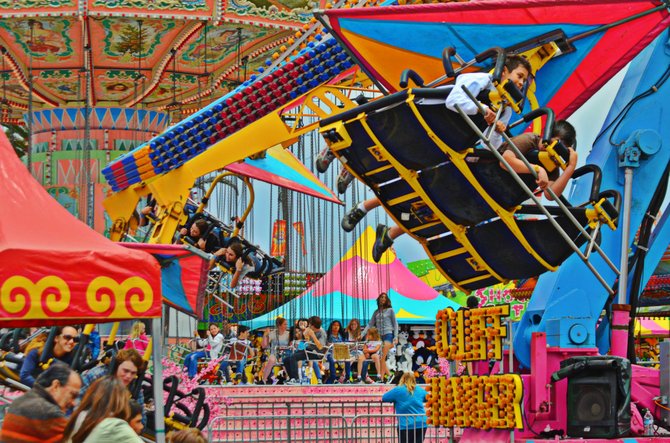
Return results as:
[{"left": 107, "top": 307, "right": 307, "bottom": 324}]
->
[
  {"left": 323, "top": 0, "right": 670, "bottom": 118},
  {"left": 225, "top": 144, "right": 340, "bottom": 204},
  {"left": 122, "top": 243, "right": 209, "bottom": 317},
  {"left": 241, "top": 226, "right": 460, "bottom": 328},
  {"left": 0, "top": 130, "right": 162, "bottom": 327}
]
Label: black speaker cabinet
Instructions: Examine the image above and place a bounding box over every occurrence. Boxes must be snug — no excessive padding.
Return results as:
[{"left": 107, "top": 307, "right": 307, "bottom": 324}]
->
[{"left": 563, "top": 356, "right": 631, "bottom": 438}]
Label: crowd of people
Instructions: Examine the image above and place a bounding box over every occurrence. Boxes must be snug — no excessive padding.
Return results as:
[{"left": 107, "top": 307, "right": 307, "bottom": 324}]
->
[
  {"left": 181, "top": 292, "right": 404, "bottom": 385},
  {"left": 0, "top": 321, "right": 210, "bottom": 442},
  {"left": 1, "top": 362, "right": 208, "bottom": 443}
]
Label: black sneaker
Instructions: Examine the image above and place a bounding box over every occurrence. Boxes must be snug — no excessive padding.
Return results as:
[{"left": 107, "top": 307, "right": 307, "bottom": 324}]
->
[
  {"left": 372, "top": 224, "right": 394, "bottom": 263},
  {"left": 341, "top": 204, "right": 366, "bottom": 232},
  {"left": 336, "top": 168, "right": 354, "bottom": 194},
  {"left": 316, "top": 148, "right": 335, "bottom": 173}
]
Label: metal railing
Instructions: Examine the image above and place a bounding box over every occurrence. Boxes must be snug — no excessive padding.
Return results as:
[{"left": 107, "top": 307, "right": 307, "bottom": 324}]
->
[
  {"left": 209, "top": 414, "right": 349, "bottom": 443},
  {"left": 350, "top": 414, "right": 453, "bottom": 443},
  {"left": 221, "top": 400, "right": 390, "bottom": 419},
  {"left": 208, "top": 411, "right": 454, "bottom": 443}
]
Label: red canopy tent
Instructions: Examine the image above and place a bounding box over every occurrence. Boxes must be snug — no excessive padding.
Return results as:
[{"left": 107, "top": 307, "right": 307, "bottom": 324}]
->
[{"left": 0, "top": 130, "right": 162, "bottom": 327}]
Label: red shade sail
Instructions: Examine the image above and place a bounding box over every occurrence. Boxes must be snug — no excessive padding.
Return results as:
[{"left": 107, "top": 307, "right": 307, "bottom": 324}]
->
[{"left": 0, "top": 130, "right": 162, "bottom": 327}]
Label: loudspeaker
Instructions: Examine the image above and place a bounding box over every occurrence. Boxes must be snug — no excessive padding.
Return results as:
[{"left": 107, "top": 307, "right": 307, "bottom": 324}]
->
[{"left": 563, "top": 356, "right": 631, "bottom": 438}]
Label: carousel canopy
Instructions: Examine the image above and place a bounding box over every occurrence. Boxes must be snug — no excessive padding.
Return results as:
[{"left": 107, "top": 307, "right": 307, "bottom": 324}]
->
[
  {"left": 0, "top": 129, "right": 162, "bottom": 326},
  {"left": 0, "top": 0, "right": 310, "bottom": 123}
]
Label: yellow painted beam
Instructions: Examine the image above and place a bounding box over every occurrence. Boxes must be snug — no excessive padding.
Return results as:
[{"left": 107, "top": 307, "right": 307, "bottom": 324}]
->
[{"left": 434, "top": 248, "right": 467, "bottom": 261}]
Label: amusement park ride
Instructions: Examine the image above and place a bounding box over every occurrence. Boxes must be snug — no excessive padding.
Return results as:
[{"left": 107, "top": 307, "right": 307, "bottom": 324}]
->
[{"left": 2, "top": 0, "right": 670, "bottom": 441}]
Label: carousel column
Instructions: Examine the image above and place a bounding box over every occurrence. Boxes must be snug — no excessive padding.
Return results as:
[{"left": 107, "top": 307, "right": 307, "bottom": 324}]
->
[{"left": 26, "top": 106, "right": 169, "bottom": 234}]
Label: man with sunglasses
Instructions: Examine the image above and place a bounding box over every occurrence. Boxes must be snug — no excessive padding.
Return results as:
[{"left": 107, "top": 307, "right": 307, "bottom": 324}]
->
[{"left": 20, "top": 326, "right": 78, "bottom": 388}]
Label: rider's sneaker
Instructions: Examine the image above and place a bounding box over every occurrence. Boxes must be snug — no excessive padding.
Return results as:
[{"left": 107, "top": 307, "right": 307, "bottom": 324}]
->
[
  {"left": 364, "top": 376, "right": 375, "bottom": 384},
  {"left": 341, "top": 204, "right": 366, "bottom": 232},
  {"left": 336, "top": 168, "right": 354, "bottom": 194},
  {"left": 316, "top": 148, "right": 336, "bottom": 173},
  {"left": 286, "top": 378, "right": 301, "bottom": 385},
  {"left": 372, "top": 224, "right": 394, "bottom": 263}
]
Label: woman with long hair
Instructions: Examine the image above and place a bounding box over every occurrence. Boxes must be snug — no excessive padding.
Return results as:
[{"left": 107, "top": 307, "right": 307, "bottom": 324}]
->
[
  {"left": 123, "top": 321, "right": 149, "bottom": 354},
  {"left": 324, "top": 320, "right": 344, "bottom": 384},
  {"left": 362, "top": 292, "right": 398, "bottom": 381},
  {"left": 63, "top": 376, "right": 141, "bottom": 443},
  {"left": 341, "top": 318, "right": 362, "bottom": 382},
  {"left": 382, "top": 372, "right": 428, "bottom": 443},
  {"left": 219, "top": 242, "right": 256, "bottom": 288},
  {"left": 344, "top": 318, "right": 362, "bottom": 342},
  {"left": 261, "top": 317, "right": 290, "bottom": 384}
]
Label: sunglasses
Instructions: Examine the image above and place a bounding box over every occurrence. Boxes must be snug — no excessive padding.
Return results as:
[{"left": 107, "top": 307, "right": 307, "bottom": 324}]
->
[{"left": 61, "top": 334, "right": 80, "bottom": 343}]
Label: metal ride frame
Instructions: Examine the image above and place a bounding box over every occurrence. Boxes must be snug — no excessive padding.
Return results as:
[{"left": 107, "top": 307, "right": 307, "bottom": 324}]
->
[{"left": 103, "top": 69, "right": 380, "bottom": 248}]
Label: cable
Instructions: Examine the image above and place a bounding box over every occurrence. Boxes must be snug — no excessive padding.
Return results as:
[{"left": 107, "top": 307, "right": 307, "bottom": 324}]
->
[
  {"left": 654, "top": 400, "right": 670, "bottom": 412},
  {"left": 521, "top": 396, "right": 544, "bottom": 438},
  {"left": 593, "top": 50, "right": 670, "bottom": 147}
]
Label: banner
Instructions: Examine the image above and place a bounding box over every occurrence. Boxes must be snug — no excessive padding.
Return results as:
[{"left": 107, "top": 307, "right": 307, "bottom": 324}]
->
[
  {"left": 293, "top": 221, "right": 307, "bottom": 256},
  {"left": 270, "top": 220, "right": 286, "bottom": 257}
]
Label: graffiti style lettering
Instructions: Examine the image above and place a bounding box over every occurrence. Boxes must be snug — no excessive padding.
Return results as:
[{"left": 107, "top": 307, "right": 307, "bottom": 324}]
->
[
  {"left": 427, "top": 374, "right": 523, "bottom": 430},
  {"left": 249, "top": 293, "right": 267, "bottom": 315},
  {"left": 435, "top": 305, "right": 510, "bottom": 361},
  {"left": 511, "top": 303, "right": 525, "bottom": 317}
]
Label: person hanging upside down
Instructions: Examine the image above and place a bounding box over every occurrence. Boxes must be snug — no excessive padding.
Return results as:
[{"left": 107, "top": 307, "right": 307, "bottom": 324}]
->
[{"left": 342, "top": 120, "right": 578, "bottom": 262}]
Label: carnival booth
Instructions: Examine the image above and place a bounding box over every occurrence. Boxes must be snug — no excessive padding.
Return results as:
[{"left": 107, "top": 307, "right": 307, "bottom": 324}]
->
[{"left": 0, "top": 130, "right": 173, "bottom": 441}]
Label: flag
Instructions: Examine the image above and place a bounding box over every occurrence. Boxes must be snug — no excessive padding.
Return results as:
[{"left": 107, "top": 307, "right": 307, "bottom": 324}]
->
[
  {"left": 271, "top": 220, "right": 287, "bottom": 257},
  {"left": 293, "top": 221, "right": 307, "bottom": 256}
]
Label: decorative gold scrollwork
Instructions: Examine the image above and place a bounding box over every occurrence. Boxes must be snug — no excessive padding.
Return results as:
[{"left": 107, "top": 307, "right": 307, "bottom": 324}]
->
[
  {"left": 0, "top": 276, "right": 71, "bottom": 319},
  {"left": 86, "top": 276, "right": 154, "bottom": 317}
]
